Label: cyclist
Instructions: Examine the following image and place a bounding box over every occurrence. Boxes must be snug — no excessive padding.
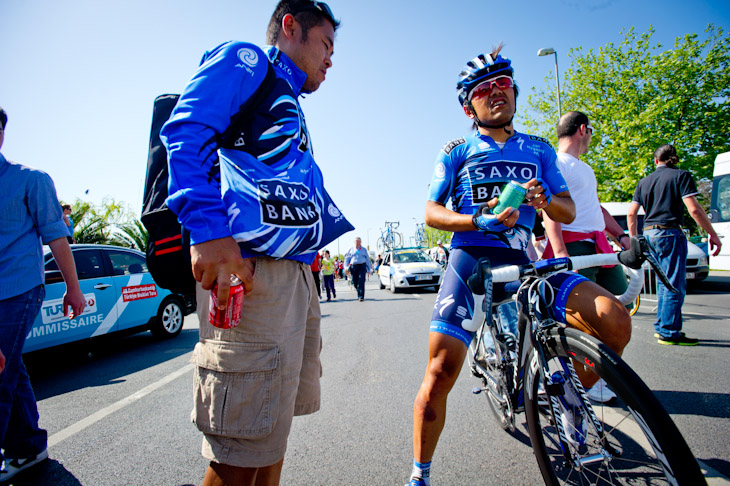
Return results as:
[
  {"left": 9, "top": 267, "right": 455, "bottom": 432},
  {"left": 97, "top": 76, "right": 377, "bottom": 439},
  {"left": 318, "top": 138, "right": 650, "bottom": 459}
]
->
[{"left": 405, "top": 46, "right": 632, "bottom": 486}]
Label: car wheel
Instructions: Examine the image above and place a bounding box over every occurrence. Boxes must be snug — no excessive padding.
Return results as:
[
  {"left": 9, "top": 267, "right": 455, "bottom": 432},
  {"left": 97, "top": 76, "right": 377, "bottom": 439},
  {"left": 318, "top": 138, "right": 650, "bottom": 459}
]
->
[
  {"left": 379, "top": 279, "right": 385, "bottom": 290},
  {"left": 151, "top": 297, "right": 184, "bottom": 339},
  {"left": 390, "top": 276, "right": 399, "bottom": 293}
]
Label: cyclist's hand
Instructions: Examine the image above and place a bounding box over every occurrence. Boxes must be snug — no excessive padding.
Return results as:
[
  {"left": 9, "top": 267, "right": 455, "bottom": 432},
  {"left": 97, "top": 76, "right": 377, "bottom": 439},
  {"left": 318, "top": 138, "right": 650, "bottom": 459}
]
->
[
  {"left": 525, "top": 178, "right": 551, "bottom": 210},
  {"left": 473, "top": 200, "right": 518, "bottom": 232}
]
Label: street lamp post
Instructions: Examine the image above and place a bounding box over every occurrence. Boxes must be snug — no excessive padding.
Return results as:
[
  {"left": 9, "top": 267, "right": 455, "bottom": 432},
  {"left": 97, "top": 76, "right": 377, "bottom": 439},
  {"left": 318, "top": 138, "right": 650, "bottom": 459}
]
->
[{"left": 537, "top": 47, "right": 562, "bottom": 118}]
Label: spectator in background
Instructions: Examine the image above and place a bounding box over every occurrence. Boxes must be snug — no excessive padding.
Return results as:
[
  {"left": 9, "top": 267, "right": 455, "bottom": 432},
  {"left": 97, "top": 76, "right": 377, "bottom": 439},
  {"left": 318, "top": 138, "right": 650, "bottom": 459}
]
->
[
  {"left": 0, "top": 105, "right": 86, "bottom": 483},
  {"left": 310, "top": 250, "right": 322, "bottom": 299},
  {"left": 628, "top": 144, "right": 721, "bottom": 346},
  {"left": 345, "top": 237, "right": 371, "bottom": 301},
  {"left": 321, "top": 250, "right": 336, "bottom": 301},
  {"left": 61, "top": 204, "right": 74, "bottom": 243},
  {"left": 542, "top": 111, "right": 631, "bottom": 404},
  {"left": 432, "top": 241, "right": 448, "bottom": 268}
]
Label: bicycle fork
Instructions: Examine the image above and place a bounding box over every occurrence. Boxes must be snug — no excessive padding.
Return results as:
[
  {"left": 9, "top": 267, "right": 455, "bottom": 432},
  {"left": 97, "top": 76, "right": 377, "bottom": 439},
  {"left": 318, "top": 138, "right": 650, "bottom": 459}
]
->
[{"left": 532, "top": 326, "right": 617, "bottom": 469}]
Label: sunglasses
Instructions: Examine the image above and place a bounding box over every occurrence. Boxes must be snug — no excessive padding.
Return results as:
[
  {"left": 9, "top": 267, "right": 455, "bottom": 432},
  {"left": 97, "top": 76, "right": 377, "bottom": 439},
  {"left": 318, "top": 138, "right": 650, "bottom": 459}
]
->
[
  {"left": 468, "top": 76, "right": 514, "bottom": 102},
  {"left": 292, "top": 1, "right": 337, "bottom": 26},
  {"left": 585, "top": 124, "right": 594, "bottom": 135}
]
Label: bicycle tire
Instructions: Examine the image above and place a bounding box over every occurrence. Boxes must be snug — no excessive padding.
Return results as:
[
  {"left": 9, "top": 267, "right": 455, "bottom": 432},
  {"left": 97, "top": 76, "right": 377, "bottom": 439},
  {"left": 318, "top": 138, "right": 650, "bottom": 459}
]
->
[
  {"left": 524, "top": 327, "right": 706, "bottom": 486},
  {"left": 629, "top": 294, "right": 640, "bottom": 317},
  {"left": 393, "top": 231, "right": 402, "bottom": 248},
  {"left": 377, "top": 237, "right": 385, "bottom": 252}
]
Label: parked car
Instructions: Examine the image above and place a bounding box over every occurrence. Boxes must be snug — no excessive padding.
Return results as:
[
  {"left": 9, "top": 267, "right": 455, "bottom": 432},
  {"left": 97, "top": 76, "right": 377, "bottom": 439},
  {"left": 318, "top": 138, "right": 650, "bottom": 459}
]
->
[
  {"left": 24, "top": 244, "right": 195, "bottom": 354},
  {"left": 603, "top": 202, "right": 709, "bottom": 282},
  {"left": 378, "top": 247, "right": 443, "bottom": 293}
]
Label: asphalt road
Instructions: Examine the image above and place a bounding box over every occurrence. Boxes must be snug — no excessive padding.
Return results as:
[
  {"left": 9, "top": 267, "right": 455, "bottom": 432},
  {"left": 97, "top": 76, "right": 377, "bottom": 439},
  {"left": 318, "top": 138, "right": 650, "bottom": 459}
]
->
[{"left": 12, "top": 273, "right": 730, "bottom": 485}]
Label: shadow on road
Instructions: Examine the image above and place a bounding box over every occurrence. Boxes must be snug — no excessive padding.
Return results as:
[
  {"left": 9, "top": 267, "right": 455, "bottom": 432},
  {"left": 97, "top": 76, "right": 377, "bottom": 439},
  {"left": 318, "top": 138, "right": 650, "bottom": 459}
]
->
[
  {"left": 694, "top": 338, "right": 730, "bottom": 348},
  {"left": 9, "top": 458, "right": 82, "bottom": 486},
  {"left": 653, "top": 389, "right": 730, "bottom": 419},
  {"left": 700, "top": 457, "right": 730, "bottom": 480},
  {"left": 23, "top": 327, "right": 199, "bottom": 401},
  {"left": 688, "top": 273, "right": 730, "bottom": 293}
]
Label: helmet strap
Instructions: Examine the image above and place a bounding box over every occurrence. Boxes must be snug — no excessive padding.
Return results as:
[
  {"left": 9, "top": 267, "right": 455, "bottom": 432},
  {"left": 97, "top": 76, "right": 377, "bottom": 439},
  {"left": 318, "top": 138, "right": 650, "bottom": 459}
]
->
[{"left": 467, "top": 101, "right": 514, "bottom": 129}]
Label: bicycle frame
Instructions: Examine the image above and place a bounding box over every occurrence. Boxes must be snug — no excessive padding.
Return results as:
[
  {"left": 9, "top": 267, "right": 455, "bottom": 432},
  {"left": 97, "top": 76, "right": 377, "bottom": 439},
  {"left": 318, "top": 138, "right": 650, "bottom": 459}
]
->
[{"left": 467, "top": 236, "right": 683, "bottom": 470}]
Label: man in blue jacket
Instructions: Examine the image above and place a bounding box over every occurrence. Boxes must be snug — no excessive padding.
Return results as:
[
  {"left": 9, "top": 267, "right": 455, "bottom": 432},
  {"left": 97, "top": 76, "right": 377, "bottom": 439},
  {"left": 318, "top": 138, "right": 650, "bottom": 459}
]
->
[
  {"left": 161, "top": 0, "right": 352, "bottom": 485},
  {"left": 160, "top": 2, "right": 350, "bottom": 485}
]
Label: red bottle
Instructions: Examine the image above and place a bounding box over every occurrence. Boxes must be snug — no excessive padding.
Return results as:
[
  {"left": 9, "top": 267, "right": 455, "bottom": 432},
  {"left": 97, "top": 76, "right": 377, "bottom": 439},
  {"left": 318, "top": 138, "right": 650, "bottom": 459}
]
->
[{"left": 209, "top": 275, "right": 244, "bottom": 329}]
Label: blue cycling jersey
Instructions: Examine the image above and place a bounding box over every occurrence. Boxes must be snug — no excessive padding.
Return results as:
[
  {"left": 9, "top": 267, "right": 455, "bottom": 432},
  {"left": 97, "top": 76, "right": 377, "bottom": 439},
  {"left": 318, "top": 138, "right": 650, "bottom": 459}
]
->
[
  {"left": 427, "top": 131, "right": 567, "bottom": 252},
  {"left": 161, "top": 42, "right": 352, "bottom": 264}
]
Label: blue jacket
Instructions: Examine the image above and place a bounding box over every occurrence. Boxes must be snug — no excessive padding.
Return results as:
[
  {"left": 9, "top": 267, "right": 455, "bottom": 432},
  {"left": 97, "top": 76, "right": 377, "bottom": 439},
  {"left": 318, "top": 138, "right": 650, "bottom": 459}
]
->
[{"left": 161, "top": 42, "right": 352, "bottom": 264}]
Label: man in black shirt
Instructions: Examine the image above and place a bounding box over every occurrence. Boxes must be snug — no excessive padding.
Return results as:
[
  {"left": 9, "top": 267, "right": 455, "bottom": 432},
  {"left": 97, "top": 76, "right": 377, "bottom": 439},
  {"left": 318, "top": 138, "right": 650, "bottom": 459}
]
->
[{"left": 628, "top": 144, "right": 721, "bottom": 345}]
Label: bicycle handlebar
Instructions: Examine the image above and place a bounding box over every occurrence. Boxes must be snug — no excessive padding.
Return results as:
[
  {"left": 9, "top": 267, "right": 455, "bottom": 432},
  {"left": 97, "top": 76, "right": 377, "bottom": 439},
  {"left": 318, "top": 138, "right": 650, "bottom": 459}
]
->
[{"left": 462, "top": 236, "right": 676, "bottom": 332}]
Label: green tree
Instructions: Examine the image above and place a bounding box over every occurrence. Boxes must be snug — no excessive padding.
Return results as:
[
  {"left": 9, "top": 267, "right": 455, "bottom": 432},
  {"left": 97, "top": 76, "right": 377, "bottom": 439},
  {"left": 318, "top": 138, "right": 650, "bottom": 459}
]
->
[
  {"left": 66, "top": 198, "right": 147, "bottom": 249},
  {"left": 424, "top": 226, "right": 452, "bottom": 249},
  {"left": 522, "top": 25, "right": 730, "bottom": 208}
]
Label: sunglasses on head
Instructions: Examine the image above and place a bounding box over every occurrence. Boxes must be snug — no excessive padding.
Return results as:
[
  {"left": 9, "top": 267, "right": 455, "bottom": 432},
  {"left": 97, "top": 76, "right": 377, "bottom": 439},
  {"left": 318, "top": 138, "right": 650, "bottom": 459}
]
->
[
  {"left": 292, "top": 1, "right": 337, "bottom": 26},
  {"left": 468, "top": 75, "right": 514, "bottom": 102}
]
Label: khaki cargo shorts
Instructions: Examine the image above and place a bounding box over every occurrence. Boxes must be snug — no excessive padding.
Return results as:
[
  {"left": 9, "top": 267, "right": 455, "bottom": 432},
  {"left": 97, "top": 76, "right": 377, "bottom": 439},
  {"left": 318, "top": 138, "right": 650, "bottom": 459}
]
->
[{"left": 192, "top": 257, "right": 321, "bottom": 468}]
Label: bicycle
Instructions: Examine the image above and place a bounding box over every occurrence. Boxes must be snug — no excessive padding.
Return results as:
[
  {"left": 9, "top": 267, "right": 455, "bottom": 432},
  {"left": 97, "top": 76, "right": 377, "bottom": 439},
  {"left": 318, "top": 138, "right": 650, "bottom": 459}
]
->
[
  {"left": 414, "top": 220, "right": 427, "bottom": 248},
  {"left": 377, "top": 221, "right": 403, "bottom": 252},
  {"left": 465, "top": 236, "right": 706, "bottom": 486}
]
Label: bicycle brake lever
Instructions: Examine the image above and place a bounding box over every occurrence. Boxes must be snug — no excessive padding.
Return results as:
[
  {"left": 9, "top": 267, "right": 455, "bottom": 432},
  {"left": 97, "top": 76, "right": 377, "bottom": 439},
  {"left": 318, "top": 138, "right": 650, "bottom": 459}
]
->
[
  {"left": 639, "top": 237, "right": 679, "bottom": 293},
  {"left": 617, "top": 236, "right": 644, "bottom": 270},
  {"left": 467, "top": 257, "right": 490, "bottom": 295}
]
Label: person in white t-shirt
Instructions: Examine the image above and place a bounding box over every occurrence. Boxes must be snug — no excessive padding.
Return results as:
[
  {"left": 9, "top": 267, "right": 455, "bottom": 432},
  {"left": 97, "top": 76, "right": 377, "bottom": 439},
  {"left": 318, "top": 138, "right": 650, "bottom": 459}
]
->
[{"left": 542, "top": 111, "right": 631, "bottom": 404}]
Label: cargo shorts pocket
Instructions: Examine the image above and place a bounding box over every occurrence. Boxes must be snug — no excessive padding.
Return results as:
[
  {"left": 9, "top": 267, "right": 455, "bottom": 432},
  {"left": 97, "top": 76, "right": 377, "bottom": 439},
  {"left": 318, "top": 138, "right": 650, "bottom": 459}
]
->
[{"left": 192, "top": 340, "right": 281, "bottom": 439}]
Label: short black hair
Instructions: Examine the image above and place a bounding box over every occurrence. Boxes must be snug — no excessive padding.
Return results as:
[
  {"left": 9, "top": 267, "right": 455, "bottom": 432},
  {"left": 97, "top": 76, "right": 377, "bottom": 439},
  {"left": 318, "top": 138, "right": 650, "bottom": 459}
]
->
[
  {"left": 0, "top": 106, "right": 7, "bottom": 130},
  {"left": 556, "top": 111, "right": 589, "bottom": 139},
  {"left": 266, "top": 0, "right": 340, "bottom": 45}
]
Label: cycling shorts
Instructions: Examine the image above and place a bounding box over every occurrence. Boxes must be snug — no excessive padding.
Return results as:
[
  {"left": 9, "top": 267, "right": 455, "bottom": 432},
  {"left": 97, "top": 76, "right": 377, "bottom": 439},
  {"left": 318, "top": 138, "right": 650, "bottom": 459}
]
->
[{"left": 430, "top": 246, "right": 588, "bottom": 347}]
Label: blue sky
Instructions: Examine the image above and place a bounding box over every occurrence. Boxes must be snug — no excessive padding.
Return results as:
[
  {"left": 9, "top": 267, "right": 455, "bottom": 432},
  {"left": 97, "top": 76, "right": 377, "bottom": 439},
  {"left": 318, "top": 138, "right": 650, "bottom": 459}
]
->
[{"left": 2, "top": 0, "right": 728, "bottom": 255}]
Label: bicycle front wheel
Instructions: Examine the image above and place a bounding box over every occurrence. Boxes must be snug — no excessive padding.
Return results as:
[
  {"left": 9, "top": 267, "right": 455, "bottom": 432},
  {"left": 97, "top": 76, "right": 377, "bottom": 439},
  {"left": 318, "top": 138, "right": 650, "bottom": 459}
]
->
[
  {"left": 393, "top": 231, "right": 402, "bottom": 248},
  {"left": 524, "top": 327, "right": 706, "bottom": 486}
]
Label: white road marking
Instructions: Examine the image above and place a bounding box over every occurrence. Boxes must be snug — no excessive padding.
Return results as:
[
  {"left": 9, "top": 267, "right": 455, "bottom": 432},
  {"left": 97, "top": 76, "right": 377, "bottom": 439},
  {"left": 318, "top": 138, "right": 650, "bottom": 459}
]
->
[{"left": 48, "top": 363, "right": 194, "bottom": 448}]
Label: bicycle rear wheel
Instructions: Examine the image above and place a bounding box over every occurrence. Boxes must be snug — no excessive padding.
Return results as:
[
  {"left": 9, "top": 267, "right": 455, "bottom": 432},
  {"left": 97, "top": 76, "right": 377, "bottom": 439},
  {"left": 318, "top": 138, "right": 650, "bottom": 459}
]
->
[{"left": 524, "top": 327, "right": 706, "bottom": 486}]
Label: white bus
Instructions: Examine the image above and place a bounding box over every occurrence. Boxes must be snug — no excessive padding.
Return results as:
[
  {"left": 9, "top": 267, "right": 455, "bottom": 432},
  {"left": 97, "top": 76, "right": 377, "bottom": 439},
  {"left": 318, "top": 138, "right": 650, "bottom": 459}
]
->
[{"left": 709, "top": 151, "right": 730, "bottom": 270}]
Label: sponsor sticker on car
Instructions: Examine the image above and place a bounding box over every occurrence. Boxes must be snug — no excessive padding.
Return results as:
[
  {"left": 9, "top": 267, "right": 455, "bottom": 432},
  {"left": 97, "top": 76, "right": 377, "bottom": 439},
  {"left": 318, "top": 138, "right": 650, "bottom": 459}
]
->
[{"left": 122, "top": 284, "right": 158, "bottom": 302}]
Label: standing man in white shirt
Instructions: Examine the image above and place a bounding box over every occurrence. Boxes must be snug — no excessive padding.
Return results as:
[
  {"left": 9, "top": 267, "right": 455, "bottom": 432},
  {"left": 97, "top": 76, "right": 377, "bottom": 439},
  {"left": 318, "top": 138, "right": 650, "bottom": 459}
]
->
[{"left": 542, "top": 111, "right": 631, "bottom": 403}]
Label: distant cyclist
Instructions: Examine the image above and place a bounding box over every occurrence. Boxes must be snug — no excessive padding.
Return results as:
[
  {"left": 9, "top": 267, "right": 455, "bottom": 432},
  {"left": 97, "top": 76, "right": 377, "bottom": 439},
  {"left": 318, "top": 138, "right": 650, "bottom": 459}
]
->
[{"left": 405, "top": 45, "right": 632, "bottom": 486}]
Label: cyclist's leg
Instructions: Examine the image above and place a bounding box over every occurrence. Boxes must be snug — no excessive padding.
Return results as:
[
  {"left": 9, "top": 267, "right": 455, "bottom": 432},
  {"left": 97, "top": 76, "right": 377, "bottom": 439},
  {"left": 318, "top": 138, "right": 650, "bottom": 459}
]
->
[
  {"left": 413, "top": 332, "right": 467, "bottom": 464},
  {"left": 411, "top": 247, "right": 528, "bottom": 468},
  {"left": 548, "top": 273, "right": 631, "bottom": 388},
  {"left": 412, "top": 248, "right": 476, "bottom": 465}
]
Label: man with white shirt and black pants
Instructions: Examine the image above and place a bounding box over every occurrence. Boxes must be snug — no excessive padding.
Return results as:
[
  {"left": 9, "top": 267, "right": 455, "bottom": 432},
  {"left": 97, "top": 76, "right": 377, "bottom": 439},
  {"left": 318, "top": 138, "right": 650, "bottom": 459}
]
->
[
  {"left": 345, "top": 237, "right": 371, "bottom": 301},
  {"left": 542, "top": 111, "right": 631, "bottom": 404}
]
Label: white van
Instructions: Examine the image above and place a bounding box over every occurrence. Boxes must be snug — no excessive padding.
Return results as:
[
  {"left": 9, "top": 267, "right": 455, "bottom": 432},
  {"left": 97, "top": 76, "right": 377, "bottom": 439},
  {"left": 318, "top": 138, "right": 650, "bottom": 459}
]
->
[
  {"left": 603, "top": 202, "right": 709, "bottom": 282},
  {"left": 708, "top": 151, "right": 730, "bottom": 270}
]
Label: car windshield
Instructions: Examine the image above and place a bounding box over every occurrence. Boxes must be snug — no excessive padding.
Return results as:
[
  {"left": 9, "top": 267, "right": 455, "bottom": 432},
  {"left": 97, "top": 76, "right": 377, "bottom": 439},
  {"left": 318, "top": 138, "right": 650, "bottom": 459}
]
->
[{"left": 393, "top": 250, "right": 431, "bottom": 263}]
